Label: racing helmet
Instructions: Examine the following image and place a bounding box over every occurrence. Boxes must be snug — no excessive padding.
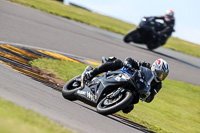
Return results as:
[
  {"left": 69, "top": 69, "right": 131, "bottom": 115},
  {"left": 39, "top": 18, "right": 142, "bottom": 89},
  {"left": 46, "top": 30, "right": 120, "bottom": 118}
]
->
[
  {"left": 164, "top": 9, "right": 174, "bottom": 22},
  {"left": 151, "top": 58, "right": 169, "bottom": 82},
  {"left": 165, "top": 9, "right": 174, "bottom": 17}
]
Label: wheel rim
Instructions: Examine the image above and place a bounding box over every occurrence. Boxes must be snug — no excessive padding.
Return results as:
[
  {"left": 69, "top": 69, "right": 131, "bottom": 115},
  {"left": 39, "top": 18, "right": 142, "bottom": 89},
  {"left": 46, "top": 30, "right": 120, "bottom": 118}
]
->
[{"left": 101, "top": 94, "right": 123, "bottom": 108}]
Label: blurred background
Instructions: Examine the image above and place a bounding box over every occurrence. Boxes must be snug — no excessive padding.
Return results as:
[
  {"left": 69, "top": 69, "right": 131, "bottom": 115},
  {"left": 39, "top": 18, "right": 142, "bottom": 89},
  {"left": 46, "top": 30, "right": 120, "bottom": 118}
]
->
[{"left": 63, "top": 0, "right": 200, "bottom": 45}]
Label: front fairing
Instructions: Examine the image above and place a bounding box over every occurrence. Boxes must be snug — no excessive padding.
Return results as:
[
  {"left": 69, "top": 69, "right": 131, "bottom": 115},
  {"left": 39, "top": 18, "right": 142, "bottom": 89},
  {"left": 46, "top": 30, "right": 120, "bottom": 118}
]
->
[
  {"left": 75, "top": 69, "right": 131, "bottom": 106},
  {"left": 135, "top": 67, "right": 154, "bottom": 99},
  {"left": 96, "top": 70, "right": 131, "bottom": 95}
]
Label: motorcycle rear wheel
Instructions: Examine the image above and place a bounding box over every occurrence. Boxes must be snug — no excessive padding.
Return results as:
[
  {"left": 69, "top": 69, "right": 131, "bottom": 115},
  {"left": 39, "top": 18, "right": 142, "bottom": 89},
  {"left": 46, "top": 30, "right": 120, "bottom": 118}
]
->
[
  {"left": 96, "top": 90, "right": 133, "bottom": 115},
  {"left": 62, "top": 75, "right": 81, "bottom": 101}
]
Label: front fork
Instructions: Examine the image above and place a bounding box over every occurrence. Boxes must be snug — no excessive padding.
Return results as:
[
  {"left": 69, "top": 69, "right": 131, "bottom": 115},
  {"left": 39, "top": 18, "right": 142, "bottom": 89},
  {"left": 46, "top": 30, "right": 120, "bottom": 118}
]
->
[{"left": 107, "top": 88, "right": 125, "bottom": 99}]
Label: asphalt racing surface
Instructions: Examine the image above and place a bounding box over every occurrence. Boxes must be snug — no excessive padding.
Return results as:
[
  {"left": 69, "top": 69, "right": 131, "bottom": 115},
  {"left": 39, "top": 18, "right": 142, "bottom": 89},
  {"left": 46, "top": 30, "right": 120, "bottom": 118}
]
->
[{"left": 0, "top": 0, "right": 200, "bottom": 133}]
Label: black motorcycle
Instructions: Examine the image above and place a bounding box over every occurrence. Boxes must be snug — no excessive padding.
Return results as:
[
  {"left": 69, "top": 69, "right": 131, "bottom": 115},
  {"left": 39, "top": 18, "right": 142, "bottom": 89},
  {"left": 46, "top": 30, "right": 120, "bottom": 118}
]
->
[
  {"left": 124, "top": 17, "right": 165, "bottom": 50},
  {"left": 62, "top": 57, "right": 154, "bottom": 115}
]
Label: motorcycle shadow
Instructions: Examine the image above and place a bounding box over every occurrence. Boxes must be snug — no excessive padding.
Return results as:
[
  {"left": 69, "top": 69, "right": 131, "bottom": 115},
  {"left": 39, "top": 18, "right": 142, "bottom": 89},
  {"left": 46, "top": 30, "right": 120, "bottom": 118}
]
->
[
  {"left": 123, "top": 42, "right": 151, "bottom": 51},
  {"left": 73, "top": 101, "right": 155, "bottom": 133}
]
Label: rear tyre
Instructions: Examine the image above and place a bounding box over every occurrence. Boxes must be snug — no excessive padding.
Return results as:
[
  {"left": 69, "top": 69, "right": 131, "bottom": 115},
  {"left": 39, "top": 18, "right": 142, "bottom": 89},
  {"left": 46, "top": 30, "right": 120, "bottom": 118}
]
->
[
  {"left": 96, "top": 90, "right": 133, "bottom": 115},
  {"left": 62, "top": 75, "right": 81, "bottom": 101}
]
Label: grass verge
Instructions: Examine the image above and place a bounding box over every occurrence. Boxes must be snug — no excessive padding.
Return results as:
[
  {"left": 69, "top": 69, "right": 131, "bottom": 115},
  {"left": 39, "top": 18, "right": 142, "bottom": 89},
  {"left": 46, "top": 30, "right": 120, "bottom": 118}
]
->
[
  {"left": 0, "top": 97, "right": 73, "bottom": 133},
  {"left": 8, "top": 0, "right": 200, "bottom": 58},
  {"left": 30, "top": 58, "right": 200, "bottom": 133}
]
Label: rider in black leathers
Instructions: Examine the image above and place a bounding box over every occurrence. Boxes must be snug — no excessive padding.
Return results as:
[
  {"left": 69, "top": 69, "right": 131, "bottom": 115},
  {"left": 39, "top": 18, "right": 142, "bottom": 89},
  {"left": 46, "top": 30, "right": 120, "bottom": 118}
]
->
[
  {"left": 82, "top": 56, "right": 170, "bottom": 113},
  {"left": 153, "top": 9, "right": 175, "bottom": 45}
]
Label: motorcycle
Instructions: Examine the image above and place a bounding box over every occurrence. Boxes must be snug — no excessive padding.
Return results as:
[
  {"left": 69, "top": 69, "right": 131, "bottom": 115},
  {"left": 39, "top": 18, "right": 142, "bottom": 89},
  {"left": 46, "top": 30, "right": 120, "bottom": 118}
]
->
[
  {"left": 62, "top": 57, "right": 154, "bottom": 115},
  {"left": 123, "top": 17, "right": 165, "bottom": 50}
]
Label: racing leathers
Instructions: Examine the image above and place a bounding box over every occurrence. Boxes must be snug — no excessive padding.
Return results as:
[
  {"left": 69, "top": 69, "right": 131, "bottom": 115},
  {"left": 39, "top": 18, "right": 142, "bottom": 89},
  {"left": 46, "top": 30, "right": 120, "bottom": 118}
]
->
[{"left": 153, "top": 16, "right": 175, "bottom": 45}]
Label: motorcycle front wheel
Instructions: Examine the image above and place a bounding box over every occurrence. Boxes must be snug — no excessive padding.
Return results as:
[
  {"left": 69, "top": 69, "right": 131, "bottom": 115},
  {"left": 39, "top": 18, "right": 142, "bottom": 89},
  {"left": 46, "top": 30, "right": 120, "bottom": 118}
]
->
[
  {"left": 96, "top": 90, "right": 133, "bottom": 115},
  {"left": 123, "top": 30, "right": 138, "bottom": 43},
  {"left": 62, "top": 75, "right": 81, "bottom": 101}
]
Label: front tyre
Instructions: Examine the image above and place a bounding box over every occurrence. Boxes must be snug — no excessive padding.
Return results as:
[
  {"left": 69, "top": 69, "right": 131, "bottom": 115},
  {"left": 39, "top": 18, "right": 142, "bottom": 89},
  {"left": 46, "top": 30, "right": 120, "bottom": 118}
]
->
[
  {"left": 62, "top": 75, "right": 81, "bottom": 101},
  {"left": 96, "top": 90, "right": 133, "bottom": 115},
  {"left": 123, "top": 30, "right": 138, "bottom": 43}
]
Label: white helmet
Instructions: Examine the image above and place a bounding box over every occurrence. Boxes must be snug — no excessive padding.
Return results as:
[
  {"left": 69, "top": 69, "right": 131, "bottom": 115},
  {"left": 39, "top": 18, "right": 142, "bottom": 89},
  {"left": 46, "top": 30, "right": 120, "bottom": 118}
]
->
[
  {"left": 151, "top": 58, "right": 169, "bottom": 82},
  {"left": 164, "top": 9, "right": 174, "bottom": 22},
  {"left": 165, "top": 9, "right": 174, "bottom": 17}
]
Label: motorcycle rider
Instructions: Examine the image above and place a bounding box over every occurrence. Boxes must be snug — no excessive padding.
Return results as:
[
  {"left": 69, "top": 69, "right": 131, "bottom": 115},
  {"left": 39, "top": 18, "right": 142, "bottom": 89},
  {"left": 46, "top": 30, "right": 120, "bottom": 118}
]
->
[
  {"left": 81, "top": 56, "right": 169, "bottom": 113},
  {"left": 152, "top": 9, "right": 175, "bottom": 45}
]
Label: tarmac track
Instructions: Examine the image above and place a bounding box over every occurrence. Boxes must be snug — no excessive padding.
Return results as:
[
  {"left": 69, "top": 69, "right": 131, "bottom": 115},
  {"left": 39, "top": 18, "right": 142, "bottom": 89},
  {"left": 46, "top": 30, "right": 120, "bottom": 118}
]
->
[{"left": 0, "top": 0, "right": 200, "bottom": 133}]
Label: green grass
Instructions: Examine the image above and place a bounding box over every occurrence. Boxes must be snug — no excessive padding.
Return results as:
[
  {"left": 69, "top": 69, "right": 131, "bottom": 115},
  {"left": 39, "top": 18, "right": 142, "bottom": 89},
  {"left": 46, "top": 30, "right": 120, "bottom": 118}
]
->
[
  {"left": 0, "top": 97, "right": 73, "bottom": 133},
  {"left": 9, "top": 0, "right": 200, "bottom": 58},
  {"left": 164, "top": 37, "right": 200, "bottom": 58},
  {"left": 29, "top": 58, "right": 90, "bottom": 82},
  {"left": 118, "top": 79, "right": 200, "bottom": 133},
  {"left": 30, "top": 58, "right": 200, "bottom": 133}
]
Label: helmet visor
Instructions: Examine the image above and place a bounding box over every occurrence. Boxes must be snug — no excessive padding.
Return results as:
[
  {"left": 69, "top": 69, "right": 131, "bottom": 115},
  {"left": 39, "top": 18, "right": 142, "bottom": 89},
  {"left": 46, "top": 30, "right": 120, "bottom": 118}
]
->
[{"left": 155, "top": 69, "right": 168, "bottom": 81}]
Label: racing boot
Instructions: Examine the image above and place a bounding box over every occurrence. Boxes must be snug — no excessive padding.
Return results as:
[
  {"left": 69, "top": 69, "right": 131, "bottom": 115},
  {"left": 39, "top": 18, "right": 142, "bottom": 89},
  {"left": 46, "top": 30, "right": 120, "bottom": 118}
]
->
[{"left": 81, "top": 66, "right": 93, "bottom": 89}]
